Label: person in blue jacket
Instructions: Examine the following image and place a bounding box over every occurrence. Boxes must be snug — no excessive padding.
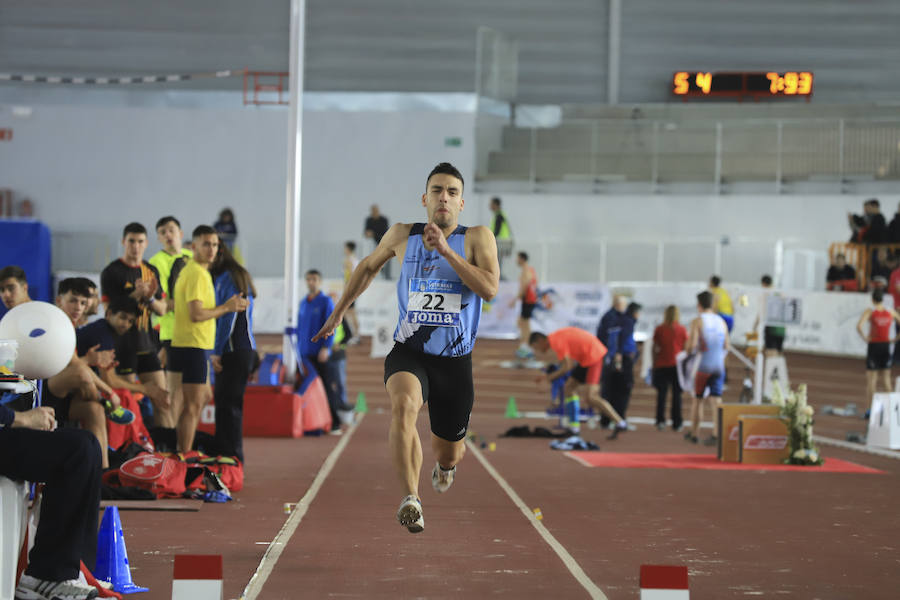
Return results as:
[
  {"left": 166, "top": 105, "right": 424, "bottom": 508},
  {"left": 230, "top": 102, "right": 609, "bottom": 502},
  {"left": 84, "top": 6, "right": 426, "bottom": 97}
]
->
[
  {"left": 211, "top": 244, "right": 257, "bottom": 461},
  {"left": 297, "top": 269, "right": 342, "bottom": 434}
]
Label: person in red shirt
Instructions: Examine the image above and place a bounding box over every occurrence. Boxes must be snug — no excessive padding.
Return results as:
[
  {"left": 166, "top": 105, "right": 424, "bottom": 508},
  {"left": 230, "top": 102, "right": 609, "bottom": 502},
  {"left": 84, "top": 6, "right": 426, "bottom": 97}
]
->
[
  {"left": 652, "top": 305, "right": 688, "bottom": 431},
  {"left": 889, "top": 265, "right": 900, "bottom": 363},
  {"left": 509, "top": 251, "right": 539, "bottom": 358},
  {"left": 529, "top": 327, "right": 627, "bottom": 437},
  {"left": 856, "top": 288, "right": 900, "bottom": 406}
]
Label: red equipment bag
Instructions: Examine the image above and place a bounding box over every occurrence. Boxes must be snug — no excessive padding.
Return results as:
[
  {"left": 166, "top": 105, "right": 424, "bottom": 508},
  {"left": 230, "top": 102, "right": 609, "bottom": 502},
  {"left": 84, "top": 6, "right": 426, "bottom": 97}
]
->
[{"left": 116, "top": 453, "right": 189, "bottom": 498}]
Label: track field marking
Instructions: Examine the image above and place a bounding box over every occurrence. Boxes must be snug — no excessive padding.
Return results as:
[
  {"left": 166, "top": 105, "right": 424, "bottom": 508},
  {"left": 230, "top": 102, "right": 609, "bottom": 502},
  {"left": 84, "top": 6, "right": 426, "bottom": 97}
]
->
[
  {"left": 240, "top": 415, "right": 364, "bottom": 600},
  {"left": 467, "top": 440, "right": 609, "bottom": 600}
]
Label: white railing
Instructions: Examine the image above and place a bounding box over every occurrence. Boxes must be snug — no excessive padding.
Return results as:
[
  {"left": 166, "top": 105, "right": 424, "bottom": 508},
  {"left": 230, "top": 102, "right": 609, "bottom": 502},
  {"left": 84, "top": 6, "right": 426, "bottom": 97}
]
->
[{"left": 480, "top": 116, "right": 900, "bottom": 190}]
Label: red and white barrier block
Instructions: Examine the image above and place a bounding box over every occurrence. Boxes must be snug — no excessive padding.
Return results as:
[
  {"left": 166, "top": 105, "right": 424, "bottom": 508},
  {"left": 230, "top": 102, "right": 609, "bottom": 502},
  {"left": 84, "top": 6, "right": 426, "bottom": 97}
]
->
[
  {"left": 172, "top": 555, "right": 223, "bottom": 600},
  {"left": 640, "top": 565, "right": 689, "bottom": 599}
]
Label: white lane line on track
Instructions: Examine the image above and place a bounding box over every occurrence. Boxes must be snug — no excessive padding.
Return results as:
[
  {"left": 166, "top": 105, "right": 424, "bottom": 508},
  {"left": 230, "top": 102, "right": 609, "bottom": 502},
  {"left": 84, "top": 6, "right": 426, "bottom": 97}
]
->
[
  {"left": 467, "top": 440, "right": 609, "bottom": 600},
  {"left": 240, "top": 414, "right": 364, "bottom": 600}
]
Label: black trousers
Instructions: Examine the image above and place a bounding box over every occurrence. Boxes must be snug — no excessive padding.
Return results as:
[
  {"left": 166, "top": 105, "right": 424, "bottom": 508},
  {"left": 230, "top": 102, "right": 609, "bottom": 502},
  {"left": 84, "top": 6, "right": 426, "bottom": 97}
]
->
[
  {"left": 652, "top": 366, "right": 683, "bottom": 428},
  {"left": 600, "top": 354, "right": 635, "bottom": 426},
  {"left": 214, "top": 349, "right": 255, "bottom": 463},
  {"left": 0, "top": 427, "right": 101, "bottom": 581},
  {"left": 305, "top": 355, "right": 342, "bottom": 430}
]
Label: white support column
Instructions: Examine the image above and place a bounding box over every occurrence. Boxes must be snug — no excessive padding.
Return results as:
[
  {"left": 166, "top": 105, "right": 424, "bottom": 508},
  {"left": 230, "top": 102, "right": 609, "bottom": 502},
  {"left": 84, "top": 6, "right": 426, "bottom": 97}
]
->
[
  {"left": 607, "top": 0, "right": 621, "bottom": 105},
  {"left": 282, "top": 0, "right": 306, "bottom": 377}
]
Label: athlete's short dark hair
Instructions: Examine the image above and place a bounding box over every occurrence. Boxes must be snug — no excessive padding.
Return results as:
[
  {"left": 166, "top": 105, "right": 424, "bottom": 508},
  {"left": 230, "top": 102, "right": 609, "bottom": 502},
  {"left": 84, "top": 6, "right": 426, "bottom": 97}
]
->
[
  {"left": 697, "top": 291, "right": 713, "bottom": 309},
  {"left": 873, "top": 288, "right": 885, "bottom": 303},
  {"left": 528, "top": 332, "right": 547, "bottom": 345},
  {"left": 491, "top": 196, "right": 501, "bottom": 207},
  {"left": 426, "top": 162, "right": 464, "bottom": 192},
  {"left": 107, "top": 295, "right": 140, "bottom": 317},
  {"left": 518, "top": 251, "right": 529, "bottom": 262},
  {"left": 122, "top": 222, "right": 147, "bottom": 238},
  {"left": 306, "top": 269, "right": 321, "bottom": 278},
  {"left": 156, "top": 216, "right": 181, "bottom": 231},
  {"left": 345, "top": 241, "right": 356, "bottom": 252},
  {"left": 72, "top": 277, "right": 96, "bottom": 292},
  {"left": 192, "top": 225, "right": 217, "bottom": 239},
  {"left": 57, "top": 277, "right": 93, "bottom": 298},
  {"left": 865, "top": 198, "right": 880, "bottom": 208},
  {"left": 761, "top": 274, "right": 773, "bottom": 286},
  {"left": 709, "top": 275, "right": 721, "bottom": 287},
  {"left": 0, "top": 265, "right": 27, "bottom": 285}
]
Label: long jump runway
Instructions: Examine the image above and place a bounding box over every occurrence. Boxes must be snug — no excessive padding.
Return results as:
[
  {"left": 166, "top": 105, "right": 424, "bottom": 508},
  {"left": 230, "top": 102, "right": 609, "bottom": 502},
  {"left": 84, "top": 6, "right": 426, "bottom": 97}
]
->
[{"left": 118, "top": 338, "right": 900, "bottom": 599}]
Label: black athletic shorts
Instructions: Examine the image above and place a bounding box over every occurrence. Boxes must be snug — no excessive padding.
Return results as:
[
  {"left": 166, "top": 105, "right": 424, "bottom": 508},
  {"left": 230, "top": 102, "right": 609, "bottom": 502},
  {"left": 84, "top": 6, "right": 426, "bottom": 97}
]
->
[
  {"left": 520, "top": 302, "right": 537, "bottom": 319},
  {"left": 763, "top": 326, "right": 785, "bottom": 352},
  {"left": 383, "top": 342, "right": 474, "bottom": 442},
  {"left": 40, "top": 380, "right": 72, "bottom": 423},
  {"left": 168, "top": 347, "right": 211, "bottom": 384},
  {"left": 866, "top": 342, "right": 891, "bottom": 371}
]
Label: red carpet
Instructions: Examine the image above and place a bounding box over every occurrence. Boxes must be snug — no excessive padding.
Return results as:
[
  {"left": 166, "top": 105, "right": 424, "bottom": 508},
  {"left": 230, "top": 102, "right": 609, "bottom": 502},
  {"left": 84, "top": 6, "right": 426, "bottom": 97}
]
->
[{"left": 565, "top": 452, "right": 884, "bottom": 474}]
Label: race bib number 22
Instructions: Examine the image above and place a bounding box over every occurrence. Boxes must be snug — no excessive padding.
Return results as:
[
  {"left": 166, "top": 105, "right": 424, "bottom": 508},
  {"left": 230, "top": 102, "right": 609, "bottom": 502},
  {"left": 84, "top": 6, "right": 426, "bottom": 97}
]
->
[{"left": 407, "top": 278, "right": 462, "bottom": 327}]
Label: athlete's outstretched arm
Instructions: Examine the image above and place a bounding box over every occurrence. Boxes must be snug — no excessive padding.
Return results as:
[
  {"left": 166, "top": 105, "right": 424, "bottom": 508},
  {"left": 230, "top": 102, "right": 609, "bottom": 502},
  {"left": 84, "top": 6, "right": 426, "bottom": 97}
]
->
[
  {"left": 424, "top": 223, "right": 499, "bottom": 301},
  {"left": 312, "top": 223, "right": 407, "bottom": 341}
]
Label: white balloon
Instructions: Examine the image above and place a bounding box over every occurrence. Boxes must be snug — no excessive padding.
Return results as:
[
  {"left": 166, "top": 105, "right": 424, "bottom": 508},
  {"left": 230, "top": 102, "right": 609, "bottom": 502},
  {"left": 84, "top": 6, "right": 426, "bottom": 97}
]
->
[{"left": 0, "top": 301, "right": 76, "bottom": 379}]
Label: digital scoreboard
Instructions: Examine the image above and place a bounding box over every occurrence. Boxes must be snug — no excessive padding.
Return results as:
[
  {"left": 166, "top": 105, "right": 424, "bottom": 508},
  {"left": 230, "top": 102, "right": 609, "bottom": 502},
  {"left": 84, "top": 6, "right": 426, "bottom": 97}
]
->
[{"left": 672, "top": 71, "right": 813, "bottom": 99}]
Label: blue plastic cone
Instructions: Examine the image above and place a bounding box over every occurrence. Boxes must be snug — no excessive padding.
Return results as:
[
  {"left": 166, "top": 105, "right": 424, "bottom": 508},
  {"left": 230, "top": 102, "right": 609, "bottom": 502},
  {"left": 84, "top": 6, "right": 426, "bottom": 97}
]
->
[{"left": 95, "top": 506, "right": 149, "bottom": 594}]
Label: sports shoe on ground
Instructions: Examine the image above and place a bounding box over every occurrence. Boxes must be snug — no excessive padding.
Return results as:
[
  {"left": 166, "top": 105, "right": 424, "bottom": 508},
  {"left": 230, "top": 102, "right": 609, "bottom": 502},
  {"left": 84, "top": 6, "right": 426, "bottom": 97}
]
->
[
  {"left": 607, "top": 425, "right": 626, "bottom": 440},
  {"left": 396, "top": 495, "right": 424, "bottom": 533},
  {"left": 102, "top": 399, "right": 134, "bottom": 425},
  {"left": 586, "top": 416, "right": 600, "bottom": 429},
  {"left": 15, "top": 574, "right": 99, "bottom": 600},
  {"left": 684, "top": 432, "right": 699, "bottom": 444},
  {"left": 655, "top": 423, "right": 666, "bottom": 431},
  {"left": 431, "top": 462, "right": 456, "bottom": 493},
  {"left": 515, "top": 346, "right": 535, "bottom": 359},
  {"left": 328, "top": 427, "right": 343, "bottom": 436},
  {"left": 702, "top": 435, "right": 718, "bottom": 447}
]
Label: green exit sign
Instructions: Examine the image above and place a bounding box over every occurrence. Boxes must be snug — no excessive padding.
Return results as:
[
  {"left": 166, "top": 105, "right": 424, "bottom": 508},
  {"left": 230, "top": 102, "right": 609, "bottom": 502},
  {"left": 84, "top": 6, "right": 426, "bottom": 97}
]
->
[{"left": 444, "top": 137, "right": 462, "bottom": 147}]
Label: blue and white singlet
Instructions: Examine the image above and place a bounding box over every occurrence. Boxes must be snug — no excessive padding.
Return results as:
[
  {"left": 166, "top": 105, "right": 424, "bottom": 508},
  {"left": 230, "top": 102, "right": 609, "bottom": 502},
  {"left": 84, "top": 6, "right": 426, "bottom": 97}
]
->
[
  {"left": 394, "top": 223, "right": 482, "bottom": 357},
  {"left": 698, "top": 312, "right": 727, "bottom": 374}
]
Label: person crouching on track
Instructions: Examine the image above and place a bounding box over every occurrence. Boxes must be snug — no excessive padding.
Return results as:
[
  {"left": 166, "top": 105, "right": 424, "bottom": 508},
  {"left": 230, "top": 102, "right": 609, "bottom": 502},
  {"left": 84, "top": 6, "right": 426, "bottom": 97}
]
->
[{"left": 529, "top": 328, "right": 628, "bottom": 439}]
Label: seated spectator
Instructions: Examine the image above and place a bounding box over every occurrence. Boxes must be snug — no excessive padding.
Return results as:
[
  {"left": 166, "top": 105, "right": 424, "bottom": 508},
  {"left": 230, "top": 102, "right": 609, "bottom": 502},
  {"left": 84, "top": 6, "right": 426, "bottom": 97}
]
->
[
  {"left": 0, "top": 265, "right": 30, "bottom": 310},
  {"left": 871, "top": 248, "right": 899, "bottom": 288},
  {"left": 826, "top": 254, "right": 858, "bottom": 291},
  {"left": 1, "top": 403, "right": 101, "bottom": 600},
  {"left": 45, "top": 278, "right": 133, "bottom": 469},
  {"left": 76, "top": 296, "right": 169, "bottom": 410},
  {"left": 848, "top": 198, "right": 888, "bottom": 244}
]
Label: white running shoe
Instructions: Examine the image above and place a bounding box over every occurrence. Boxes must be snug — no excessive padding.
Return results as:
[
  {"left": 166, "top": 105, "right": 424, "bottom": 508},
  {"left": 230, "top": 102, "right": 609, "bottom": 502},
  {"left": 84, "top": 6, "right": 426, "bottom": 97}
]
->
[
  {"left": 431, "top": 462, "right": 456, "bottom": 493},
  {"left": 15, "top": 574, "right": 99, "bottom": 600},
  {"left": 396, "top": 495, "right": 424, "bottom": 533}
]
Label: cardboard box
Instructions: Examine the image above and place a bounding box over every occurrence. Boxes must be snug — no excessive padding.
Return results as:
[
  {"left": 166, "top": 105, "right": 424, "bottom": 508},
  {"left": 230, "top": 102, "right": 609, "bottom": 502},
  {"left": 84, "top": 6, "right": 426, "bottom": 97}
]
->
[
  {"left": 717, "top": 403, "right": 781, "bottom": 462},
  {"left": 739, "top": 415, "right": 790, "bottom": 465}
]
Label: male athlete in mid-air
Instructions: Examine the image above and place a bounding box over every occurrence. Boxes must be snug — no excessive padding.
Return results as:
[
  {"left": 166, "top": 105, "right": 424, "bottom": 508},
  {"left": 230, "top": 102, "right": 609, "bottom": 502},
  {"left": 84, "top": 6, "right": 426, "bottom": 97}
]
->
[{"left": 314, "top": 162, "right": 499, "bottom": 533}]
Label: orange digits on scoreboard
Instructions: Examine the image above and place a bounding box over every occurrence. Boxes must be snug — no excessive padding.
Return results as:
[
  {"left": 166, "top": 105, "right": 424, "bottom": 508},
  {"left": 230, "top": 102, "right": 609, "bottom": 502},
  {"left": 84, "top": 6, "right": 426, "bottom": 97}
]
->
[
  {"left": 784, "top": 72, "right": 799, "bottom": 95},
  {"left": 695, "top": 72, "right": 712, "bottom": 94},
  {"left": 674, "top": 71, "right": 689, "bottom": 95},
  {"left": 766, "top": 72, "right": 779, "bottom": 94},
  {"left": 798, "top": 72, "right": 812, "bottom": 94}
]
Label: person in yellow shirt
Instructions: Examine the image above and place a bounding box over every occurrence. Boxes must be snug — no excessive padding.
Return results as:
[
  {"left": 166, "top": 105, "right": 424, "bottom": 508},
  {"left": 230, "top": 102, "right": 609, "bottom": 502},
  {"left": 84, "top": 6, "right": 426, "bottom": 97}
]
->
[
  {"left": 171, "top": 225, "right": 248, "bottom": 453},
  {"left": 709, "top": 275, "right": 734, "bottom": 332},
  {"left": 149, "top": 215, "right": 194, "bottom": 427}
]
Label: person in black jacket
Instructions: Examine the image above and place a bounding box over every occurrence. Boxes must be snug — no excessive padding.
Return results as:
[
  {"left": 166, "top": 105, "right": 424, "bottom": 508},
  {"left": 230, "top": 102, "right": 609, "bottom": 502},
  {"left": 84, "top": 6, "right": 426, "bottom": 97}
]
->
[
  {"left": 848, "top": 198, "right": 888, "bottom": 243},
  {"left": 1, "top": 403, "right": 101, "bottom": 600}
]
